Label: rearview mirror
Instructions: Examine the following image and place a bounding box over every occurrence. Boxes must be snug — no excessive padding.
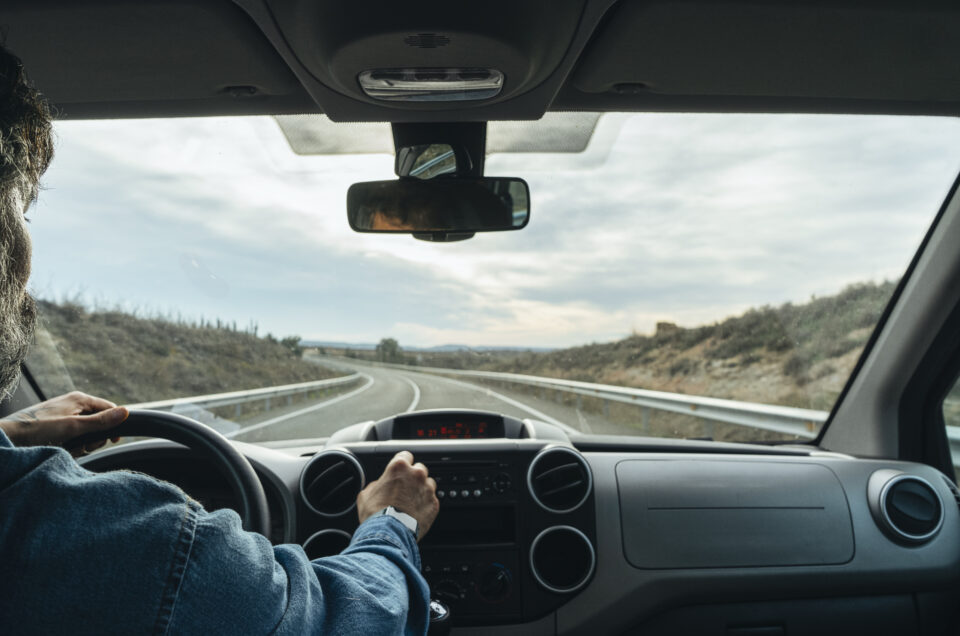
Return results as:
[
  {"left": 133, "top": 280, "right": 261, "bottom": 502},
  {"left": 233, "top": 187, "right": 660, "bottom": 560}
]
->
[{"left": 347, "top": 177, "right": 529, "bottom": 241}]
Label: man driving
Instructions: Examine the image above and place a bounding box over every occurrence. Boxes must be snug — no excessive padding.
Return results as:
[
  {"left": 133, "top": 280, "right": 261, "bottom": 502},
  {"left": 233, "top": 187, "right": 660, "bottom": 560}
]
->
[{"left": 0, "top": 45, "right": 439, "bottom": 635}]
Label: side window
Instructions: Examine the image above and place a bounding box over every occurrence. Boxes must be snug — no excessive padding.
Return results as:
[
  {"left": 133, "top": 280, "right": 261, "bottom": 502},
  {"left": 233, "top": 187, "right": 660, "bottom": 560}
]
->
[{"left": 944, "top": 378, "right": 960, "bottom": 482}]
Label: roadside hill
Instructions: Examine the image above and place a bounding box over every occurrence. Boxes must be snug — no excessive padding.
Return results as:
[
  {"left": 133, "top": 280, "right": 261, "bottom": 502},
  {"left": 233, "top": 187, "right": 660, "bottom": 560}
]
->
[
  {"left": 27, "top": 300, "right": 334, "bottom": 405},
  {"left": 413, "top": 281, "right": 897, "bottom": 412}
]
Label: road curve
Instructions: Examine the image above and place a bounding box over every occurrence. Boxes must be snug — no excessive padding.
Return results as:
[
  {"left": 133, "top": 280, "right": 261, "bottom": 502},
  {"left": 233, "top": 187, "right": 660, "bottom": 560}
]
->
[{"left": 230, "top": 358, "right": 654, "bottom": 443}]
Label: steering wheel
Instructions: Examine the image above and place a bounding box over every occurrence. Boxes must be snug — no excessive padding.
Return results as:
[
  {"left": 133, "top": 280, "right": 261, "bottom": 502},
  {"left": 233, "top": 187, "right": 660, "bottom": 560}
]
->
[{"left": 71, "top": 409, "right": 271, "bottom": 536}]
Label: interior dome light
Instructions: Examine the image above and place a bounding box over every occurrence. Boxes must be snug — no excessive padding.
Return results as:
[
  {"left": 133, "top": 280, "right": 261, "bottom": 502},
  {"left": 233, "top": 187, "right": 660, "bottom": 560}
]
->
[{"left": 358, "top": 68, "right": 504, "bottom": 102}]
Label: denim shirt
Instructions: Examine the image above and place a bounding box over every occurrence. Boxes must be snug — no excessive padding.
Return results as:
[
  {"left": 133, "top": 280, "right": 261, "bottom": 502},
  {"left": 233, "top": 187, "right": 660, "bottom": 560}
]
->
[{"left": 0, "top": 430, "right": 430, "bottom": 635}]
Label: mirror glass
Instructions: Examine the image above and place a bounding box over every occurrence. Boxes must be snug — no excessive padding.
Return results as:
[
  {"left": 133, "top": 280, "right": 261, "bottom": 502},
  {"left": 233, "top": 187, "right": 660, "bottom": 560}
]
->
[
  {"left": 347, "top": 177, "right": 529, "bottom": 234},
  {"left": 397, "top": 144, "right": 458, "bottom": 179}
]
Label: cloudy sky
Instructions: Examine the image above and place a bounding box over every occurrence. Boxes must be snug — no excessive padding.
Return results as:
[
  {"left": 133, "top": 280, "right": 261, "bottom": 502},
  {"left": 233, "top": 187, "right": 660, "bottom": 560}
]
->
[{"left": 25, "top": 113, "right": 960, "bottom": 348}]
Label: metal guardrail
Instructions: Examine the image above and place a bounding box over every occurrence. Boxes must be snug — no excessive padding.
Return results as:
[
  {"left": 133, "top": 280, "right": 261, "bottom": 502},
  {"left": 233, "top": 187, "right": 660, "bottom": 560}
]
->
[
  {"left": 127, "top": 373, "right": 362, "bottom": 417},
  {"left": 385, "top": 363, "right": 960, "bottom": 468},
  {"left": 375, "top": 362, "right": 825, "bottom": 438}
]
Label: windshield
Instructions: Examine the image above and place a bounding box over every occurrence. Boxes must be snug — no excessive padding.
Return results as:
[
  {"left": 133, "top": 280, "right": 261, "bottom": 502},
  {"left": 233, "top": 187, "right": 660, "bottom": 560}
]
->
[{"left": 23, "top": 113, "right": 960, "bottom": 444}]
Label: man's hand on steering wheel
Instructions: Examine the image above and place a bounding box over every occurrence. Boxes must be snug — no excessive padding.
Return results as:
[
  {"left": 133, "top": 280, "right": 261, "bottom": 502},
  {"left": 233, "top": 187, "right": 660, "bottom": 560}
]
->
[{"left": 0, "top": 391, "right": 128, "bottom": 456}]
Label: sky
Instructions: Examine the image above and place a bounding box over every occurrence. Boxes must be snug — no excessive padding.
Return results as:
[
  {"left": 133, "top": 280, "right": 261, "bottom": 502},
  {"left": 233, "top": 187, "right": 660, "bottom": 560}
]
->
[{"left": 25, "top": 113, "right": 960, "bottom": 348}]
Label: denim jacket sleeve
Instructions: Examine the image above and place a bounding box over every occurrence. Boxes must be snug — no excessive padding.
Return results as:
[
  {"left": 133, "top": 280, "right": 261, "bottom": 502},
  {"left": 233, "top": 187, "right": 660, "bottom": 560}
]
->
[
  {"left": 0, "top": 431, "right": 429, "bottom": 636},
  {"left": 165, "top": 503, "right": 430, "bottom": 636}
]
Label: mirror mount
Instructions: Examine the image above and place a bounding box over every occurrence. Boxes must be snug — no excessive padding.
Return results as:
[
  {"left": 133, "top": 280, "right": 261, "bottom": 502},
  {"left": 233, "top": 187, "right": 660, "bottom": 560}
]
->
[{"left": 412, "top": 232, "right": 476, "bottom": 243}]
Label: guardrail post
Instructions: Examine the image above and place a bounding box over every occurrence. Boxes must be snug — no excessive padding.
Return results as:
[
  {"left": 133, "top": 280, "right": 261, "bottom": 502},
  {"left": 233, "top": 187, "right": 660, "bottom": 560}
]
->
[
  {"left": 576, "top": 395, "right": 583, "bottom": 411},
  {"left": 264, "top": 397, "right": 271, "bottom": 412},
  {"left": 641, "top": 407, "right": 650, "bottom": 433},
  {"left": 703, "top": 421, "right": 715, "bottom": 439},
  {"left": 603, "top": 399, "right": 610, "bottom": 418},
  {"left": 287, "top": 395, "right": 293, "bottom": 407},
  {"left": 235, "top": 404, "right": 242, "bottom": 418}
]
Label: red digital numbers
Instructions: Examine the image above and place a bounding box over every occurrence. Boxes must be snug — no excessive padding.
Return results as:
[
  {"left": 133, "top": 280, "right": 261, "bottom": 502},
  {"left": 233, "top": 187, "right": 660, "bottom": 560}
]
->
[{"left": 414, "top": 421, "right": 488, "bottom": 439}]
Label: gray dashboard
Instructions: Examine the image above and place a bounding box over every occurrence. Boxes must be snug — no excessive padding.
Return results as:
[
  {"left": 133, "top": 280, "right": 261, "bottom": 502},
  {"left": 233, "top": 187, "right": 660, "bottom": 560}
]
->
[{"left": 84, "top": 412, "right": 960, "bottom": 635}]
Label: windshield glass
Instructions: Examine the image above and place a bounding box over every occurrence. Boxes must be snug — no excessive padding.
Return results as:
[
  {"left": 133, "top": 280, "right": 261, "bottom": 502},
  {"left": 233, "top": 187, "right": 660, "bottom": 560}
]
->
[{"left": 23, "top": 113, "right": 960, "bottom": 444}]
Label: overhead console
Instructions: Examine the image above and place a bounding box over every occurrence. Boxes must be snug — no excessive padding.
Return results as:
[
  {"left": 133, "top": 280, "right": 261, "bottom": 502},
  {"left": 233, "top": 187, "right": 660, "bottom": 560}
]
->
[{"left": 230, "top": 0, "right": 618, "bottom": 121}]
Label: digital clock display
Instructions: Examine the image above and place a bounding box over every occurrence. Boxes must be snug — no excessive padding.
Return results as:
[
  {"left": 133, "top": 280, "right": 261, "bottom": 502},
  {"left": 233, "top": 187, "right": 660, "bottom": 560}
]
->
[
  {"left": 394, "top": 414, "right": 505, "bottom": 439},
  {"left": 416, "top": 420, "right": 488, "bottom": 439}
]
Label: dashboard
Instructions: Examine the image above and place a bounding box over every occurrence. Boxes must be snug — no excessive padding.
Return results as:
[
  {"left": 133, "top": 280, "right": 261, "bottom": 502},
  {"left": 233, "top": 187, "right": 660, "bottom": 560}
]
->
[{"left": 81, "top": 409, "right": 960, "bottom": 635}]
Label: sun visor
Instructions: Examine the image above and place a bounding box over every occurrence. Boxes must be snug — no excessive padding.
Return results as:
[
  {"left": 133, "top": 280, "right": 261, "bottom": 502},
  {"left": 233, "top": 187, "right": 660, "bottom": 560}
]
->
[
  {"left": 274, "top": 112, "right": 601, "bottom": 155},
  {"left": 573, "top": 1, "right": 960, "bottom": 103}
]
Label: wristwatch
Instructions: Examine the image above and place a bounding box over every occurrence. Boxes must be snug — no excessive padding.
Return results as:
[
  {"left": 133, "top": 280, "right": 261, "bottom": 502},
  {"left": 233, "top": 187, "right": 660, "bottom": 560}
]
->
[{"left": 376, "top": 506, "right": 420, "bottom": 540}]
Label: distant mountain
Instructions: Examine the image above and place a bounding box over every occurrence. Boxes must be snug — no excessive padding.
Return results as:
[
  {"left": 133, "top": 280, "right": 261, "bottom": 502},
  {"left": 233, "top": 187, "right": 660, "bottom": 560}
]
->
[{"left": 300, "top": 340, "right": 555, "bottom": 353}]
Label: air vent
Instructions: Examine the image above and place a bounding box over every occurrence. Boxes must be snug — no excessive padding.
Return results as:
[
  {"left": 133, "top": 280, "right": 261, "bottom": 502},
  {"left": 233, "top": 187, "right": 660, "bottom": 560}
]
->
[
  {"left": 300, "top": 450, "right": 365, "bottom": 516},
  {"left": 303, "top": 529, "right": 352, "bottom": 560},
  {"left": 404, "top": 33, "right": 451, "bottom": 48},
  {"left": 529, "top": 526, "right": 596, "bottom": 594},
  {"left": 527, "top": 446, "right": 592, "bottom": 513},
  {"left": 868, "top": 470, "right": 944, "bottom": 544}
]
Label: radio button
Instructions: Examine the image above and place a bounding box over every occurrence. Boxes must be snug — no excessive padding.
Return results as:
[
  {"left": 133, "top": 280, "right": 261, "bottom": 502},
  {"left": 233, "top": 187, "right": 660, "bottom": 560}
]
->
[
  {"left": 460, "top": 489, "right": 470, "bottom": 498},
  {"left": 437, "top": 490, "right": 445, "bottom": 499},
  {"left": 492, "top": 472, "right": 512, "bottom": 493},
  {"left": 449, "top": 490, "right": 458, "bottom": 498},
  {"left": 473, "top": 489, "right": 482, "bottom": 498}
]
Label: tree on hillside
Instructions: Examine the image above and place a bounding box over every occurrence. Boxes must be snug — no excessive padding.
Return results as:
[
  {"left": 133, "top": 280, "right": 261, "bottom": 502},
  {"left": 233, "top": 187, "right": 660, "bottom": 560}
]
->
[
  {"left": 376, "top": 337, "right": 403, "bottom": 363},
  {"left": 281, "top": 335, "right": 304, "bottom": 358}
]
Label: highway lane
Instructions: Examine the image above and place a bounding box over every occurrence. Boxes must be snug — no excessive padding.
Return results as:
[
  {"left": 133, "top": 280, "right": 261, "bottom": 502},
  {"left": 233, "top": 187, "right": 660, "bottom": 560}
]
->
[{"left": 230, "top": 358, "right": 651, "bottom": 443}]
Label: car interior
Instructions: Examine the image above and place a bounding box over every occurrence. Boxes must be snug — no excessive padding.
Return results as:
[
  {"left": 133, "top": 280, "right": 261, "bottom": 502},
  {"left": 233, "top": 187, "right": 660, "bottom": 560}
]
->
[{"left": 3, "top": 1, "right": 960, "bottom": 634}]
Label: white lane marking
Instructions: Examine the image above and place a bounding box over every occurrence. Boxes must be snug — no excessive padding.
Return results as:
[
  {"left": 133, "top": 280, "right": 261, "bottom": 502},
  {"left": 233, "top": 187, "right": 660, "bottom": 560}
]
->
[
  {"left": 575, "top": 409, "right": 593, "bottom": 434},
  {"left": 227, "top": 373, "right": 375, "bottom": 438},
  {"left": 403, "top": 376, "right": 421, "bottom": 412},
  {"left": 411, "top": 372, "right": 581, "bottom": 436}
]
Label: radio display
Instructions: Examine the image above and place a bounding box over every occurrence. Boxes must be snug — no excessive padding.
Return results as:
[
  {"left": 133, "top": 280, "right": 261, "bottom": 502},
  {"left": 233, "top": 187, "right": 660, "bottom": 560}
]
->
[
  {"left": 394, "top": 413, "right": 505, "bottom": 440},
  {"left": 422, "top": 506, "right": 516, "bottom": 545}
]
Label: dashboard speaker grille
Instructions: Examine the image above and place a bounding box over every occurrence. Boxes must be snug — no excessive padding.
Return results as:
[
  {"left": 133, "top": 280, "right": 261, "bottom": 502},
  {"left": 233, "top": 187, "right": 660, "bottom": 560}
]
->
[
  {"left": 300, "top": 450, "right": 365, "bottom": 516},
  {"left": 527, "top": 447, "right": 592, "bottom": 513},
  {"left": 404, "top": 33, "right": 451, "bottom": 48}
]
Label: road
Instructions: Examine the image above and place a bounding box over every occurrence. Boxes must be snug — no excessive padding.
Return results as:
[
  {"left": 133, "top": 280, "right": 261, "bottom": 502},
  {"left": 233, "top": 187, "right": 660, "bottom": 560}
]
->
[{"left": 230, "top": 358, "right": 651, "bottom": 444}]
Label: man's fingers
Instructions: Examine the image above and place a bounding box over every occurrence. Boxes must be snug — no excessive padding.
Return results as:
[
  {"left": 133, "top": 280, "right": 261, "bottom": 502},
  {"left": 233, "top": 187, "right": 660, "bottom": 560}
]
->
[
  {"left": 388, "top": 451, "right": 414, "bottom": 470},
  {"left": 69, "top": 391, "right": 117, "bottom": 414},
  {"left": 412, "top": 462, "right": 429, "bottom": 478},
  {"left": 76, "top": 406, "right": 129, "bottom": 430}
]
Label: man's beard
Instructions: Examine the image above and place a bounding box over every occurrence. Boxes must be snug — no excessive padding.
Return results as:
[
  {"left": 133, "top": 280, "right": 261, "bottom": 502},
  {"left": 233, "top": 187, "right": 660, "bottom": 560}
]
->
[{"left": 0, "top": 291, "right": 37, "bottom": 399}]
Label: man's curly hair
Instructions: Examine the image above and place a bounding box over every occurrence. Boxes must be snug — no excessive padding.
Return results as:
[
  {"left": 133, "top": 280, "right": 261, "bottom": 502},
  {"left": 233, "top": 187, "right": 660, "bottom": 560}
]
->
[
  {"left": 0, "top": 44, "right": 50, "bottom": 397},
  {"left": 0, "top": 46, "right": 53, "bottom": 212}
]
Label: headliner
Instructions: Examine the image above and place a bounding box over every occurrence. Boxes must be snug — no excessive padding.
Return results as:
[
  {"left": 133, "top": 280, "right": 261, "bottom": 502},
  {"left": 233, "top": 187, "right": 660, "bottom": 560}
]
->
[{"left": 2, "top": 0, "right": 959, "bottom": 121}]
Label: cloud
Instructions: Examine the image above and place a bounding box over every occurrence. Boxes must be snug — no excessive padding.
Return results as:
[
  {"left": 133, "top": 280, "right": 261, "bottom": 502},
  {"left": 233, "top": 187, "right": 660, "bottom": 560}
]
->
[{"left": 26, "top": 113, "right": 960, "bottom": 348}]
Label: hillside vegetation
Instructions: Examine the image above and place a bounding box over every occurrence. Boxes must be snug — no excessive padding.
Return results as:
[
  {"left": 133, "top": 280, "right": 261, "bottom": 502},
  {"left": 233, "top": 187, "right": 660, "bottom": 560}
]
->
[
  {"left": 27, "top": 300, "right": 334, "bottom": 405},
  {"left": 409, "top": 281, "right": 897, "bottom": 412}
]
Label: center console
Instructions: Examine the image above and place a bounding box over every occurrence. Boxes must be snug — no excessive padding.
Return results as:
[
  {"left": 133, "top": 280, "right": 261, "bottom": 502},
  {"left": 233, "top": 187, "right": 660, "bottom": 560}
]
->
[{"left": 297, "top": 410, "right": 597, "bottom": 626}]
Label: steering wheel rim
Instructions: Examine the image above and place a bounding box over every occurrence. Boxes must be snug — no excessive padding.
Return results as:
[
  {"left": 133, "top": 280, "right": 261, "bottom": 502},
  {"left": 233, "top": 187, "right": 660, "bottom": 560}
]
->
[{"left": 72, "top": 409, "right": 271, "bottom": 537}]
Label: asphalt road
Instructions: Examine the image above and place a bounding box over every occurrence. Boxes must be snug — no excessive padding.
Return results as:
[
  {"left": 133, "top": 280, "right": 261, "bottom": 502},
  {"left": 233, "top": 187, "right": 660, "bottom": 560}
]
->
[{"left": 229, "top": 358, "right": 653, "bottom": 444}]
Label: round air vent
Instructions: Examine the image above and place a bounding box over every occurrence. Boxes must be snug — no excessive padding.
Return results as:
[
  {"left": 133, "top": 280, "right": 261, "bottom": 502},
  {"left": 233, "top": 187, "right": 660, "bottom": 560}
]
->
[
  {"left": 868, "top": 470, "right": 944, "bottom": 544},
  {"left": 527, "top": 446, "right": 592, "bottom": 513},
  {"left": 529, "top": 526, "right": 596, "bottom": 594},
  {"left": 300, "top": 450, "right": 365, "bottom": 516},
  {"left": 303, "top": 529, "right": 352, "bottom": 560}
]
